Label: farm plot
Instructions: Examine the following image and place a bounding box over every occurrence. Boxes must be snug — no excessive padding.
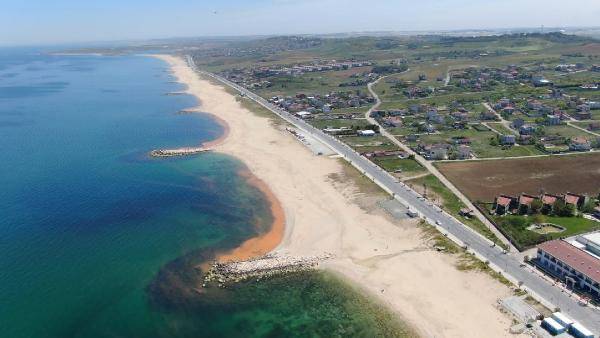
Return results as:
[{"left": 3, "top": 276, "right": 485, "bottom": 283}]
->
[{"left": 436, "top": 153, "right": 600, "bottom": 202}]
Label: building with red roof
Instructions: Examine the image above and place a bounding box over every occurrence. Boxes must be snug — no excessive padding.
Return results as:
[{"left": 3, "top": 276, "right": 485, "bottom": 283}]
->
[
  {"left": 518, "top": 194, "right": 538, "bottom": 214},
  {"left": 494, "top": 195, "right": 516, "bottom": 215},
  {"left": 564, "top": 193, "right": 586, "bottom": 209},
  {"left": 537, "top": 240, "right": 600, "bottom": 299}
]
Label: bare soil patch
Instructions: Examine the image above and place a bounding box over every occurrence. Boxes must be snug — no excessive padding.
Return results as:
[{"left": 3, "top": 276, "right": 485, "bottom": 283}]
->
[{"left": 436, "top": 153, "right": 600, "bottom": 202}]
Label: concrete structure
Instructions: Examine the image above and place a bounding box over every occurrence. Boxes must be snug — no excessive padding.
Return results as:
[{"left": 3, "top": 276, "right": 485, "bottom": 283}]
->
[{"left": 537, "top": 240, "right": 600, "bottom": 299}]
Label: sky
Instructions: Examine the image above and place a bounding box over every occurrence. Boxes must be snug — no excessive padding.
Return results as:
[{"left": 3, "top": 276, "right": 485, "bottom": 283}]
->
[{"left": 2, "top": 0, "right": 600, "bottom": 46}]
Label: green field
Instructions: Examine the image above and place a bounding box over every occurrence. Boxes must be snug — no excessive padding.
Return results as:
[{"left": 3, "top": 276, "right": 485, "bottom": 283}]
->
[
  {"left": 408, "top": 127, "right": 544, "bottom": 158},
  {"left": 255, "top": 67, "right": 372, "bottom": 98},
  {"left": 372, "top": 157, "right": 426, "bottom": 175},
  {"left": 309, "top": 118, "right": 370, "bottom": 130},
  {"left": 492, "top": 214, "right": 600, "bottom": 250}
]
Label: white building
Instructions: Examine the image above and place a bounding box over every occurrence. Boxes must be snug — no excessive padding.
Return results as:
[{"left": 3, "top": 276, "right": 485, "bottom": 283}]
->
[{"left": 357, "top": 130, "right": 376, "bottom": 137}]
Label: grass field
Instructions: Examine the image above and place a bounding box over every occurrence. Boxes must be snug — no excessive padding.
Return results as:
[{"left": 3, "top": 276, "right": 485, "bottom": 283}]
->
[
  {"left": 408, "top": 127, "right": 544, "bottom": 158},
  {"left": 487, "top": 122, "right": 517, "bottom": 135},
  {"left": 545, "top": 124, "right": 595, "bottom": 139},
  {"left": 372, "top": 157, "right": 426, "bottom": 175},
  {"left": 309, "top": 118, "right": 370, "bottom": 130},
  {"left": 436, "top": 153, "right": 600, "bottom": 202},
  {"left": 491, "top": 214, "right": 600, "bottom": 249},
  {"left": 254, "top": 68, "right": 372, "bottom": 98}
]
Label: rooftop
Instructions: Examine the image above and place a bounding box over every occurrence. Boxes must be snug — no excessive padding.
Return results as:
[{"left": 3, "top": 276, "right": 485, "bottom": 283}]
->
[
  {"left": 538, "top": 240, "right": 600, "bottom": 283},
  {"left": 519, "top": 194, "right": 537, "bottom": 206},
  {"left": 542, "top": 194, "right": 558, "bottom": 205},
  {"left": 496, "top": 196, "right": 513, "bottom": 207},
  {"left": 564, "top": 193, "right": 581, "bottom": 205}
]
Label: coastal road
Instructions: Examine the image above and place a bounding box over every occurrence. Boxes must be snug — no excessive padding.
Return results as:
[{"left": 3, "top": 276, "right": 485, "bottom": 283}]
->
[
  {"left": 365, "top": 78, "right": 515, "bottom": 251},
  {"left": 185, "top": 55, "right": 600, "bottom": 333}
]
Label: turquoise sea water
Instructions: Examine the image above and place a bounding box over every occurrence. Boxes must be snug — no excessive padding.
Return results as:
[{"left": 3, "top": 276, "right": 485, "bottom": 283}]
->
[{"left": 0, "top": 48, "right": 411, "bottom": 337}]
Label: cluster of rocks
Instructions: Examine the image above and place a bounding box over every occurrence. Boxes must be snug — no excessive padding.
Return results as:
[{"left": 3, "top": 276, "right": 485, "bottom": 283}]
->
[{"left": 203, "top": 253, "right": 331, "bottom": 288}]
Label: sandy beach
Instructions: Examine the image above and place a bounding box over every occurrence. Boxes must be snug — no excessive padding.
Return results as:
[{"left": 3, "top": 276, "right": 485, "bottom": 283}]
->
[{"left": 155, "top": 54, "right": 522, "bottom": 338}]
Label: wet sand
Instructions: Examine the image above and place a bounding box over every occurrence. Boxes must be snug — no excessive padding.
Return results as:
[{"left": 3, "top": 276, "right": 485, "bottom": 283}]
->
[{"left": 216, "top": 170, "right": 285, "bottom": 263}]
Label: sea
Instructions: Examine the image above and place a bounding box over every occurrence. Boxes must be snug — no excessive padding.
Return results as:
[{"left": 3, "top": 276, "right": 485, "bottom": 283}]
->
[{"left": 0, "top": 47, "right": 411, "bottom": 338}]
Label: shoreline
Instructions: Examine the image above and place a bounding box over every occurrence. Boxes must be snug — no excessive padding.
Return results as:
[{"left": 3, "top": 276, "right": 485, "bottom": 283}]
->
[
  {"left": 152, "top": 54, "right": 285, "bottom": 264},
  {"left": 154, "top": 54, "right": 522, "bottom": 338},
  {"left": 216, "top": 169, "right": 286, "bottom": 263}
]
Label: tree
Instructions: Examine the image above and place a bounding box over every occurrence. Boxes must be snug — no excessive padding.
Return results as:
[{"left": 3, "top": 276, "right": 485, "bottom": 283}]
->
[
  {"left": 489, "top": 136, "right": 499, "bottom": 146},
  {"left": 581, "top": 200, "right": 597, "bottom": 214},
  {"left": 553, "top": 199, "right": 574, "bottom": 217},
  {"left": 530, "top": 199, "right": 543, "bottom": 214}
]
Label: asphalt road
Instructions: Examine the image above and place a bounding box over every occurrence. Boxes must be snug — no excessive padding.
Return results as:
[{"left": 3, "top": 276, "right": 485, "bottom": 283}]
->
[{"left": 187, "top": 56, "right": 600, "bottom": 333}]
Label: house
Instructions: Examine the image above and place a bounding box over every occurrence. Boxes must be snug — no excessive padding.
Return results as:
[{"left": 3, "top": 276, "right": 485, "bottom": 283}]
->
[
  {"left": 541, "top": 194, "right": 560, "bottom": 214},
  {"left": 498, "top": 98, "right": 511, "bottom": 107},
  {"left": 588, "top": 101, "right": 600, "bottom": 110},
  {"left": 569, "top": 137, "right": 591, "bottom": 151},
  {"left": 426, "top": 145, "right": 448, "bottom": 160},
  {"left": 518, "top": 194, "right": 538, "bottom": 214},
  {"left": 546, "top": 114, "right": 561, "bottom": 125},
  {"left": 512, "top": 118, "right": 525, "bottom": 129},
  {"left": 426, "top": 109, "right": 439, "bottom": 121},
  {"left": 480, "top": 111, "right": 497, "bottom": 121},
  {"left": 450, "top": 136, "right": 471, "bottom": 145},
  {"left": 519, "top": 124, "right": 537, "bottom": 135},
  {"left": 451, "top": 111, "right": 469, "bottom": 121},
  {"left": 494, "top": 195, "right": 517, "bottom": 215},
  {"left": 532, "top": 76, "right": 552, "bottom": 87},
  {"left": 456, "top": 145, "right": 472, "bottom": 160},
  {"left": 564, "top": 193, "right": 586, "bottom": 210},
  {"left": 500, "top": 134, "right": 516, "bottom": 145},
  {"left": 527, "top": 99, "right": 544, "bottom": 110},
  {"left": 357, "top": 129, "right": 376, "bottom": 137},
  {"left": 588, "top": 122, "right": 600, "bottom": 131},
  {"left": 382, "top": 116, "right": 402, "bottom": 127},
  {"left": 575, "top": 111, "right": 592, "bottom": 120},
  {"left": 406, "top": 134, "right": 419, "bottom": 142},
  {"left": 419, "top": 144, "right": 449, "bottom": 160},
  {"left": 503, "top": 106, "right": 516, "bottom": 115},
  {"left": 518, "top": 134, "right": 535, "bottom": 145}
]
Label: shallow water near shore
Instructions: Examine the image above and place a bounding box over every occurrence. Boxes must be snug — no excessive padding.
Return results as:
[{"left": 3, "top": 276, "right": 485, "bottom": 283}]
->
[{"left": 0, "top": 48, "right": 411, "bottom": 337}]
